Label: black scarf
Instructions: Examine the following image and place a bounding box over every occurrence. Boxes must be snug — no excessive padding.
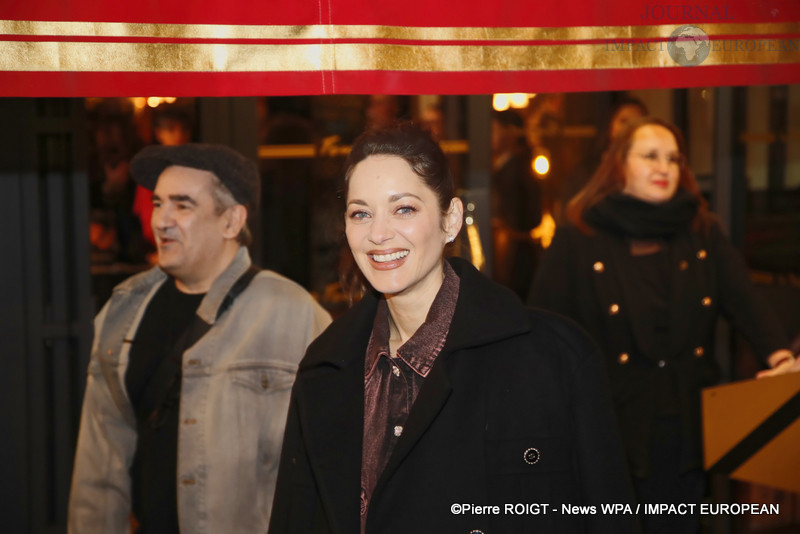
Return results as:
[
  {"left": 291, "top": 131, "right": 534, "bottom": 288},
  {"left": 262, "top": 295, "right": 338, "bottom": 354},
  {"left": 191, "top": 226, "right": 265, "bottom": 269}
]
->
[{"left": 584, "top": 188, "right": 699, "bottom": 238}]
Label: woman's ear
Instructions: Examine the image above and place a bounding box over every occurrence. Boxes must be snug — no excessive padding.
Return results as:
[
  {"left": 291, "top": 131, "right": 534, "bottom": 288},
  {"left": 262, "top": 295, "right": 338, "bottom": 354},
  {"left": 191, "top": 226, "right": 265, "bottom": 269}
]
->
[
  {"left": 443, "top": 197, "right": 464, "bottom": 242},
  {"left": 222, "top": 204, "right": 247, "bottom": 240}
]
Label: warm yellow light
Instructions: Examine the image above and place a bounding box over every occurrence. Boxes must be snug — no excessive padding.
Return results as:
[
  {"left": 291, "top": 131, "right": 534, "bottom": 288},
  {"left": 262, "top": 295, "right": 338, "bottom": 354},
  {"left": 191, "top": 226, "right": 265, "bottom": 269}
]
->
[
  {"left": 492, "top": 94, "right": 510, "bottom": 112},
  {"left": 531, "top": 212, "right": 556, "bottom": 249},
  {"left": 465, "top": 216, "right": 474, "bottom": 225},
  {"left": 131, "top": 97, "right": 147, "bottom": 110},
  {"left": 146, "top": 97, "right": 162, "bottom": 108},
  {"left": 509, "top": 93, "right": 529, "bottom": 108},
  {"left": 466, "top": 223, "right": 485, "bottom": 271},
  {"left": 533, "top": 155, "right": 550, "bottom": 176},
  {"left": 164, "top": 97, "right": 177, "bottom": 104}
]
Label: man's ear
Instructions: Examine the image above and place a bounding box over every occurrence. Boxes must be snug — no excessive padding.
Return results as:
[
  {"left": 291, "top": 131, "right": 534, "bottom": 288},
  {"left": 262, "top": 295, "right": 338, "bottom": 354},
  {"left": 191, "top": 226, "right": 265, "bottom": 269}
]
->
[{"left": 223, "top": 204, "right": 247, "bottom": 239}]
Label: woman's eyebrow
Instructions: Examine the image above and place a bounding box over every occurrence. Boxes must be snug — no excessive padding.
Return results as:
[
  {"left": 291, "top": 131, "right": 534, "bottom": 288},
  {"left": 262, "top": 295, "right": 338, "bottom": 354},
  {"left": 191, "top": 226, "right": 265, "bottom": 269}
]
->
[{"left": 388, "top": 192, "right": 422, "bottom": 202}]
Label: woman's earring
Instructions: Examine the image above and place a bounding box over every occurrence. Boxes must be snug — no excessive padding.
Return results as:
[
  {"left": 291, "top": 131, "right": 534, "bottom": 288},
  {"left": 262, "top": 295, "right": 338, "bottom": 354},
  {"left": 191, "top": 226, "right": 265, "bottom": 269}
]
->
[{"left": 446, "top": 235, "right": 455, "bottom": 243}]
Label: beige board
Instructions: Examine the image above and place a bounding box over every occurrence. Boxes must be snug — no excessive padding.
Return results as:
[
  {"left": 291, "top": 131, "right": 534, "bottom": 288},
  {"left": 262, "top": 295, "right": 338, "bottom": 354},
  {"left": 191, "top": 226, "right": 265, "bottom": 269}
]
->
[{"left": 703, "top": 372, "right": 800, "bottom": 494}]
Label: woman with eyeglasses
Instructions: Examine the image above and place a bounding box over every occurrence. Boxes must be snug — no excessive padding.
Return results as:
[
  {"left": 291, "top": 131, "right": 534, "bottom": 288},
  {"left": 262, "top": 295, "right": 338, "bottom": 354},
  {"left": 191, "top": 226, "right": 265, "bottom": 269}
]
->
[{"left": 530, "top": 116, "right": 796, "bottom": 533}]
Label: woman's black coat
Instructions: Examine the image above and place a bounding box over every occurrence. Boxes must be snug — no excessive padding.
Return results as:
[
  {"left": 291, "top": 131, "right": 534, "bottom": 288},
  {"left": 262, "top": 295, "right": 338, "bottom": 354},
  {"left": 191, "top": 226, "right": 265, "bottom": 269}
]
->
[
  {"left": 269, "top": 257, "right": 638, "bottom": 534},
  {"left": 529, "top": 219, "right": 788, "bottom": 477}
]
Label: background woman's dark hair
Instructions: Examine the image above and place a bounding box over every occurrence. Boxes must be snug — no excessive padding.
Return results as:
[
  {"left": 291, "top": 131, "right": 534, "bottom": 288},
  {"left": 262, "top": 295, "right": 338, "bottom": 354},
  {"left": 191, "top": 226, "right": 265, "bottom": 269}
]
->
[
  {"left": 343, "top": 121, "right": 454, "bottom": 214},
  {"left": 567, "top": 116, "right": 708, "bottom": 234}
]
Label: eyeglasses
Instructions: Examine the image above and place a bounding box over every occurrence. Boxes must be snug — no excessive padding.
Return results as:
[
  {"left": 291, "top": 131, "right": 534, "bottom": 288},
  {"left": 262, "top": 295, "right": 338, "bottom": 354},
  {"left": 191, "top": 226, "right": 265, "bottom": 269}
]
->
[{"left": 632, "top": 151, "right": 685, "bottom": 167}]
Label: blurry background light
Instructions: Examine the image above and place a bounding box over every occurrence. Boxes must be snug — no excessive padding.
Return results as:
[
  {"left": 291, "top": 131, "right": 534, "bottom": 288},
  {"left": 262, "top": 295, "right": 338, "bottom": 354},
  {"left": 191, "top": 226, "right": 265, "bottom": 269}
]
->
[
  {"left": 533, "top": 154, "right": 550, "bottom": 176},
  {"left": 492, "top": 94, "right": 510, "bottom": 112}
]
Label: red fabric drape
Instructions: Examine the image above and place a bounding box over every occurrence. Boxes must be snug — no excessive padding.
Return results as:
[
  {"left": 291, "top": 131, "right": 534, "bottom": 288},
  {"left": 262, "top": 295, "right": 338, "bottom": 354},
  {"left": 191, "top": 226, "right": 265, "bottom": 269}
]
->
[{"left": 1, "top": 0, "right": 798, "bottom": 96}]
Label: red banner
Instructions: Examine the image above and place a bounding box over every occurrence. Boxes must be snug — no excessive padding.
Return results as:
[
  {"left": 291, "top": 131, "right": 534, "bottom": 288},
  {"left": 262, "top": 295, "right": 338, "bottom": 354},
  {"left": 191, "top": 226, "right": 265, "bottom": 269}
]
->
[{"left": 1, "top": 0, "right": 799, "bottom": 96}]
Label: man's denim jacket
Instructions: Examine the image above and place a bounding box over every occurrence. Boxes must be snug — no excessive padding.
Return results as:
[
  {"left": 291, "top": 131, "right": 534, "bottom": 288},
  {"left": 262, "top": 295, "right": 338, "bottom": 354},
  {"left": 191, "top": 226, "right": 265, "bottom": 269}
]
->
[{"left": 68, "top": 247, "right": 331, "bottom": 533}]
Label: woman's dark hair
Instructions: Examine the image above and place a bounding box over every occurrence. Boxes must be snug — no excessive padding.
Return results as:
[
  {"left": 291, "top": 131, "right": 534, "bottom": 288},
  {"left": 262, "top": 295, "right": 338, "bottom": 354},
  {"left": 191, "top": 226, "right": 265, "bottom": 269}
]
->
[
  {"left": 567, "top": 116, "right": 708, "bottom": 234},
  {"left": 343, "top": 121, "right": 454, "bottom": 215}
]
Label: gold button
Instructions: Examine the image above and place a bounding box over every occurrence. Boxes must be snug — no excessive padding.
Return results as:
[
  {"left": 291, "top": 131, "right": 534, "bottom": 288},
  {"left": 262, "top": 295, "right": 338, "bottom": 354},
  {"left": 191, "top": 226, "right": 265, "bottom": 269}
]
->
[
  {"left": 618, "top": 353, "right": 630, "bottom": 364},
  {"left": 702, "top": 297, "right": 712, "bottom": 307},
  {"left": 609, "top": 303, "right": 620, "bottom": 315},
  {"left": 679, "top": 260, "right": 688, "bottom": 271},
  {"left": 694, "top": 346, "right": 704, "bottom": 357},
  {"left": 697, "top": 249, "right": 707, "bottom": 260},
  {"left": 187, "top": 359, "right": 200, "bottom": 365},
  {"left": 593, "top": 261, "right": 605, "bottom": 273},
  {"left": 107, "top": 349, "right": 113, "bottom": 355},
  {"left": 181, "top": 477, "right": 196, "bottom": 485}
]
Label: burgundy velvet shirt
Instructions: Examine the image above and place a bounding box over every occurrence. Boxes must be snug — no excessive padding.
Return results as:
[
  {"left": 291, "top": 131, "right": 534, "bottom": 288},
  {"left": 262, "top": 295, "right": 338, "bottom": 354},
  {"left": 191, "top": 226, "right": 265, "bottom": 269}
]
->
[{"left": 360, "top": 262, "right": 460, "bottom": 531}]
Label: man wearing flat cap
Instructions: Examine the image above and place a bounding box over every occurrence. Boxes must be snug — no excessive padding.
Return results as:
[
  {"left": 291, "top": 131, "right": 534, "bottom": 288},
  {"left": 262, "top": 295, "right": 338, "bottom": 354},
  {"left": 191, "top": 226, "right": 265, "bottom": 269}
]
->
[{"left": 68, "top": 144, "right": 331, "bottom": 533}]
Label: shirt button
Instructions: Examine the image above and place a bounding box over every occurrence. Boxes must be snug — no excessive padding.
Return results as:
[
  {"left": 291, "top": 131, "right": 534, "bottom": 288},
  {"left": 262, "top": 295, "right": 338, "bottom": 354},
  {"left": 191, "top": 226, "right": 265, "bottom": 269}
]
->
[
  {"left": 694, "top": 346, "right": 704, "bottom": 357},
  {"left": 697, "top": 249, "right": 707, "bottom": 260},
  {"left": 392, "top": 365, "right": 400, "bottom": 377},
  {"left": 609, "top": 303, "right": 620, "bottom": 315},
  {"left": 618, "top": 353, "right": 630, "bottom": 364},
  {"left": 593, "top": 261, "right": 605, "bottom": 273},
  {"left": 107, "top": 349, "right": 113, "bottom": 355},
  {"left": 658, "top": 360, "right": 666, "bottom": 368},
  {"left": 393, "top": 425, "right": 403, "bottom": 437},
  {"left": 702, "top": 296, "right": 712, "bottom": 307},
  {"left": 181, "top": 476, "right": 196, "bottom": 485},
  {"left": 187, "top": 358, "right": 201, "bottom": 366},
  {"left": 183, "top": 418, "right": 197, "bottom": 425}
]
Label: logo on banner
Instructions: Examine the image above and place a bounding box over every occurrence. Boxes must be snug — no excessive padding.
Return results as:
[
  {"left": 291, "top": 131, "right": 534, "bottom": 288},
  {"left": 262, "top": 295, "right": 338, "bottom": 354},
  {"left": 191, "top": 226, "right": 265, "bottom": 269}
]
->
[{"left": 668, "top": 25, "right": 711, "bottom": 66}]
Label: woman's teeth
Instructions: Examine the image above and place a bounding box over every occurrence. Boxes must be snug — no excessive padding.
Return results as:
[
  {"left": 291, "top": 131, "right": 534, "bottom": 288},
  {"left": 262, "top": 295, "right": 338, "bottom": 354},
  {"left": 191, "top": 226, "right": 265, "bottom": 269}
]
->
[{"left": 371, "top": 250, "right": 409, "bottom": 263}]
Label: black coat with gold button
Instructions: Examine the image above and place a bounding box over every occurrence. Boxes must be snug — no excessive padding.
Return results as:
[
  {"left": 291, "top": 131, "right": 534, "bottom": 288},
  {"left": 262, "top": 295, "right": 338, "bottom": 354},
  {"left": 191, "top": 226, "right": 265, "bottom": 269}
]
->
[
  {"left": 529, "top": 215, "right": 788, "bottom": 478},
  {"left": 269, "top": 257, "right": 638, "bottom": 534}
]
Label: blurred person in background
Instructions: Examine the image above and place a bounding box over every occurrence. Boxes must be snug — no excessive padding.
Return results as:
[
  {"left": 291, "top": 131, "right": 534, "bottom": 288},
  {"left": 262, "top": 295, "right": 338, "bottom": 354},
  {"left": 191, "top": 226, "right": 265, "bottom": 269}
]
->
[
  {"left": 70, "top": 143, "right": 330, "bottom": 534},
  {"left": 530, "top": 116, "right": 796, "bottom": 534},
  {"left": 562, "top": 96, "right": 648, "bottom": 207},
  {"left": 491, "top": 109, "right": 543, "bottom": 298}
]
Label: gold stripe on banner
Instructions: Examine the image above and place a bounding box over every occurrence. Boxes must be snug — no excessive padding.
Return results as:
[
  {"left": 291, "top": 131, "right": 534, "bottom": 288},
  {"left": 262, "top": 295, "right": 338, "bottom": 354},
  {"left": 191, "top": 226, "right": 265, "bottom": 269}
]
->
[
  {"left": 1, "top": 40, "right": 798, "bottom": 72},
  {"left": 1, "top": 19, "right": 799, "bottom": 42}
]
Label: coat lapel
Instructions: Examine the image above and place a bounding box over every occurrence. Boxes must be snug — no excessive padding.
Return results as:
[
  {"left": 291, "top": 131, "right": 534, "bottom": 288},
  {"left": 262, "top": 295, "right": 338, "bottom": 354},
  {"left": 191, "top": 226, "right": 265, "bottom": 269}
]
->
[
  {"left": 295, "top": 295, "right": 377, "bottom": 534},
  {"left": 370, "top": 258, "right": 530, "bottom": 504},
  {"left": 370, "top": 347, "right": 452, "bottom": 499}
]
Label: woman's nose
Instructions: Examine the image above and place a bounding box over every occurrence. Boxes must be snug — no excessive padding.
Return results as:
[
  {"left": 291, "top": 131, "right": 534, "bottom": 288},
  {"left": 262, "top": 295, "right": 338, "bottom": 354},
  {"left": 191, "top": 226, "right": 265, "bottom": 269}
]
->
[
  {"left": 655, "top": 156, "right": 671, "bottom": 173},
  {"left": 368, "top": 213, "right": 394, "bottom": 244}
]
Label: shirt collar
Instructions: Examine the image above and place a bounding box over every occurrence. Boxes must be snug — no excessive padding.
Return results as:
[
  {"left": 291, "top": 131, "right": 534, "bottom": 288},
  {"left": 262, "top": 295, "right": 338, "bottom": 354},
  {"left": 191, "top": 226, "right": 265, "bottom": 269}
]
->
[{"left": 365, "top": 261, "right": 460, "bottom": 378}]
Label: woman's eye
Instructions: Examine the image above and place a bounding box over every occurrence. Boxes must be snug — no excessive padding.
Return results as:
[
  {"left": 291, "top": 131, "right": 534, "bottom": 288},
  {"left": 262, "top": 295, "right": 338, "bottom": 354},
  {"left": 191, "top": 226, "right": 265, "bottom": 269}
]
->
[
  {"left": 348, "top": 210, "right": 370, "bottom": 220},
  {"left": 668, "top": 155, "right": 683, "bottom": 165},
  {"left": 643, "top": 152, "right": 658, "bottom": 160},
  {"left": 396, "top": 205, "right": 417, "bottom": 215}
]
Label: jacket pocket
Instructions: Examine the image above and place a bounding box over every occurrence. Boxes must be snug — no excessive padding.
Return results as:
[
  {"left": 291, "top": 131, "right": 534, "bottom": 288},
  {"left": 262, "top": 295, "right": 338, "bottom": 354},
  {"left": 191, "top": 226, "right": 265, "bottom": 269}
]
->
[
  {"left": 228, "top": 362, "right": 296, "bottom": 394},
  {"left": 485, "top": 437, "right": 579, "bottom": 532}
]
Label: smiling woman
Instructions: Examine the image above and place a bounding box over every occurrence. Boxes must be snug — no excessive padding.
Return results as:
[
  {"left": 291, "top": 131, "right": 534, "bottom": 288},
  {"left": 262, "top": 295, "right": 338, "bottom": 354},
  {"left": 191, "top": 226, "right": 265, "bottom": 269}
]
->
[{"left": 269, "top": 122, "right": 638, "bottom": 534}]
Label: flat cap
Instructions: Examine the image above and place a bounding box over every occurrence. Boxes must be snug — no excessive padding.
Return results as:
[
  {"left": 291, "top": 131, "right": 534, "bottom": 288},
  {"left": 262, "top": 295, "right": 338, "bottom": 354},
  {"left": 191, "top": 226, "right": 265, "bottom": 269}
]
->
[{"left": 131, "top": 143, "right": 260, "bottom": 212}]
